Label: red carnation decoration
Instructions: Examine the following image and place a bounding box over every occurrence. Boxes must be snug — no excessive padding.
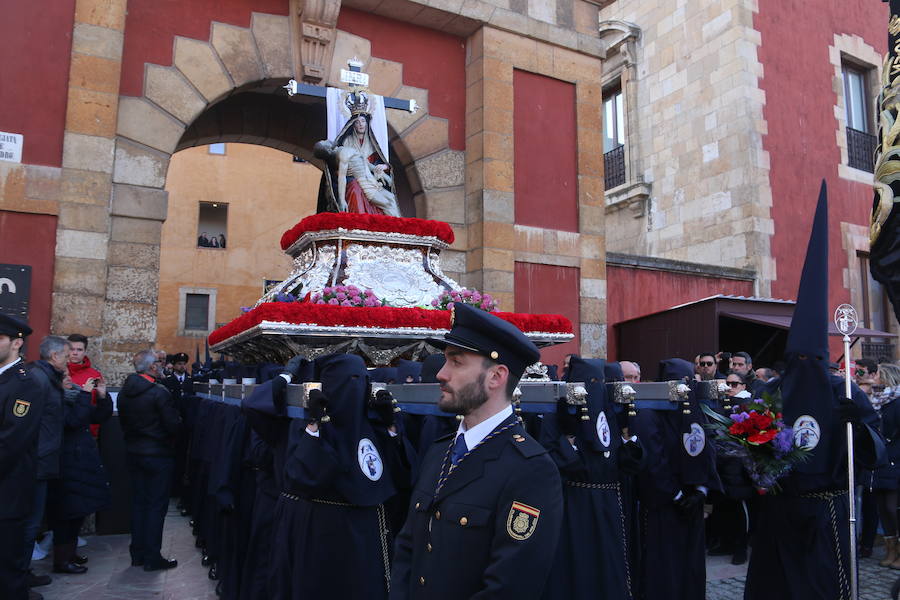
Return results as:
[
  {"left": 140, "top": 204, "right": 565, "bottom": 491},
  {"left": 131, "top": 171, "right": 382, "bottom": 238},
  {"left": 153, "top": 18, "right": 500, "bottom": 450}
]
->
[
  {"left": 280, "top": 213, "right": 455, "bottom": 250},
  {"left": 209, "top": 302, "right": 573, "bottom": 346}
]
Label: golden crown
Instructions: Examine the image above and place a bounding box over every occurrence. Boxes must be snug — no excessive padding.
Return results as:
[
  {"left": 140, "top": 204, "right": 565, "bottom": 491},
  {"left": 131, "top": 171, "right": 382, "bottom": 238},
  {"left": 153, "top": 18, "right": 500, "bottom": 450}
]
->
[{"left": 344, "top": 90, "right": 370, "bottom": 116}]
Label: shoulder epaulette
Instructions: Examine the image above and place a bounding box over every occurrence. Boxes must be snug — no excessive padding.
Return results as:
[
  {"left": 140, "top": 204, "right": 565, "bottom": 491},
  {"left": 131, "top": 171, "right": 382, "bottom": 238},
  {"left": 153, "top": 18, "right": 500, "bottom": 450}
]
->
[{"left": 509, "top": 431, "right": 547, "bottom": 458}]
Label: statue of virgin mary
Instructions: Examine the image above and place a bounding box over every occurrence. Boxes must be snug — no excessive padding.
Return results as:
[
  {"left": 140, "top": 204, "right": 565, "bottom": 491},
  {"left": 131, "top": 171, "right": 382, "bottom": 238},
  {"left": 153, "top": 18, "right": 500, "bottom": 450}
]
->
[{"left": 315, "top": 90, "right": 401, "bottom": 217}]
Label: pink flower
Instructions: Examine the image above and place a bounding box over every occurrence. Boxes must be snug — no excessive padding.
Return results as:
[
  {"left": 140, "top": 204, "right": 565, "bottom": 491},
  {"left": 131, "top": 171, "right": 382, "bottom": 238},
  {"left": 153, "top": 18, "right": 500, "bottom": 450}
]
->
[
  {"left": 328, "top": 298, "right": 339, "bottom": 305},
  {"left": 472, "top": 291, "right": 481, "bottom": 302},
  {"left": 351, "top": 295, "right": 362, "bottom": 305},
  {"left": 336, "top": 292, "right": 347, "bottom": 301},
  {"left": 431, "top": 299, "right": 439, "bottom": 307},
  {"left": 346, "top": 285, "right": 360, "bottom": 293},
  {"left": 340, "top": 299, "right": 352, "bottom": 307},
  {"left": 310, "top": 293, "right": 320, "bottom": 303},
  {"left": 462, "top": 289, "right": 473, "bottom": 298},
  {"left": 365, "top": 289, "right": 376, "bottom": 297},
  {"left": 364, "top": 298, "right": 377, "bottom": 307},
  {"left": 323, "top": 286, "right": 333, "bottom": 295}
]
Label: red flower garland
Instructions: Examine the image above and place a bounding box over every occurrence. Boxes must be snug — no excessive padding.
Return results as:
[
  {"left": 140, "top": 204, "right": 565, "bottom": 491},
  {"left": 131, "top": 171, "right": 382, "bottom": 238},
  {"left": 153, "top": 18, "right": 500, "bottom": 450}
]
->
[
  {"left": 209, "top": 302, "right": 573, "bottom": 346},
  {"left": 280, "top": 213, "right": 456, "bottom": 250}
]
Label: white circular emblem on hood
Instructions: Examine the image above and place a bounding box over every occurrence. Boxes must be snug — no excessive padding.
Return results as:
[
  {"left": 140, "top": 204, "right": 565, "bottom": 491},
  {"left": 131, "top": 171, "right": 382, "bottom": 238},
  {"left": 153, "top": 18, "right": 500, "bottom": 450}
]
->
[{"left": 357, "top": 438, "right": 383, "bottom": 481}]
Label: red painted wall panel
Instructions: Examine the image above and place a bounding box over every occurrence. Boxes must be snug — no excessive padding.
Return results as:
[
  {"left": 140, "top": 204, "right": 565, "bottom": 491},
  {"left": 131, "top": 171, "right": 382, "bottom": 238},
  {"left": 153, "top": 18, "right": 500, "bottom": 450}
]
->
[
  {"left": 120, "top": 0, "right": 289, "bottom": 97},
  {"left": 0, "top": 211, "right": 58, "bottom": 362},
  {"left": 755, "top": 0, "right": 888, "bottom": 356},
  {"left": 513, "top": 70, "right": 578, "bottom": 232},
  {"left": 337, "top": 9, "right": 466, "bottom": 151},
  {"left": 514, "top": 262, "right": 580, "bottom": 373},
  {"left": 606, "top": 265, "right": 754, "bottom": 361},
  {"left": 0, "top": 0, "right": 76, "bottom": 167}
]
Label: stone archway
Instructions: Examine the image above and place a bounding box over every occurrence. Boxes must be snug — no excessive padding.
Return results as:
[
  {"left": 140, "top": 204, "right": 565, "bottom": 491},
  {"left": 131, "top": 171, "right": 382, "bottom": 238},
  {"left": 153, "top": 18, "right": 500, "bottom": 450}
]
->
[{"left": 88, "top": 12, "right": 464, "bottom": 380}]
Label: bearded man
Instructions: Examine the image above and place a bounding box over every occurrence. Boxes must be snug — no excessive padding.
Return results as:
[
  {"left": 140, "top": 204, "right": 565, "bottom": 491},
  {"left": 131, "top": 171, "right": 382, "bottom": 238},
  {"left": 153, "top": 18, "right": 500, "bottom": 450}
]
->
[{"left": 390, "top": 303, "right": 563, "bottom": 600}]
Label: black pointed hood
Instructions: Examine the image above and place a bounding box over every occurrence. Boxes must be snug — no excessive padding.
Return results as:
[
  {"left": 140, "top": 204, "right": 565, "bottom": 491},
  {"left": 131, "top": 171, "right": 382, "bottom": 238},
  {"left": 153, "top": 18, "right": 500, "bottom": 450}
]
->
[
  {"left": 782, "top": 180, "right": 836, "bottom": 478},
  {"left": 786, "top": 180, "right": 830, "bottom": 360}
]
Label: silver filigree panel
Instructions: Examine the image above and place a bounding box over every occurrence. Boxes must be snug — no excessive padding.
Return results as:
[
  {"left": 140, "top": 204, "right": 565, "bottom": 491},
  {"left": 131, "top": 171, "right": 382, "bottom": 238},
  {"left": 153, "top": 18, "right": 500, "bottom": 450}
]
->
[{"left": 343, "top": 244, "right": 442, "bottom": 307}]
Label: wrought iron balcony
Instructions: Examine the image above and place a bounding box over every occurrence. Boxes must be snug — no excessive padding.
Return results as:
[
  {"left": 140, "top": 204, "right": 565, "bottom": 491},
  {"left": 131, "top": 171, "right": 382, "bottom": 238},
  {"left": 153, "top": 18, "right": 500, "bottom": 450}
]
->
[
  {"left": 604, "top": 144, "right": 626, "bottom": 189},
  {"left": 847, "top": 127, "right": 877, "bottom": 173}
]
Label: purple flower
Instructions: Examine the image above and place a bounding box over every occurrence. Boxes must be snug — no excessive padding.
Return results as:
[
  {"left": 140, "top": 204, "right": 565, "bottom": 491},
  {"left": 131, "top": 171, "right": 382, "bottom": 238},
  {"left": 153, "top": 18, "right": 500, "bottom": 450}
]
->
[
  {"left": 773, "top": 428, "right": 794, "bottom": 455},
  {"left": 340, "top": 299, "right": 352, "bottom": 307},
  {"left": 328, "top": 298, "right": 339, "bottom": 305},
  {"left": 311, "top": 293, "right": 320, "bottom": 303},
  {"left": 462, "top": 289, "right": 473, "bottom": 298},
  {"left": 350, "top": 295, "right": 362, "bottom": 305},
  {"left": 753, "top": 398, "right": 765, "bottom": 404},
  {"left": 365, "top": 289, "right": 376, "bottom": 297},
  {"left": 323, "top": 286, "right": 333, "bottom": 295},
  {"left": 346, "top": 285, "right": 360, "bottom": 294},
  {"left": 240, "top": 306, "right": 252, "bottom": 313},
  {"left": 336, "top": 292, "right": 347, "bottom": 301},
  {"left": 431, "top": 299, "right": 439, "bottom": 307},
  {"left": 732, "top": 411, "right": 750, "bottom": 423},
  {"left": 364, "top": 297, "right": 377, "bottom": 307},
  {"left": 472, "top": 291, "right": 481, "bottom": 302}
]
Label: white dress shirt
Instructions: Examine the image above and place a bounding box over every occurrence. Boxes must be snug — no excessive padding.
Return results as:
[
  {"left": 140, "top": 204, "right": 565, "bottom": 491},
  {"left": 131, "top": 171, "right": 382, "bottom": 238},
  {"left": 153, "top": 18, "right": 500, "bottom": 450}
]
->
[
  {"left": 454, "top": 404, "right": 514, "bottom": 452},
  {"left": 0, "top": 357, "right": 22, "bottom": 377}
]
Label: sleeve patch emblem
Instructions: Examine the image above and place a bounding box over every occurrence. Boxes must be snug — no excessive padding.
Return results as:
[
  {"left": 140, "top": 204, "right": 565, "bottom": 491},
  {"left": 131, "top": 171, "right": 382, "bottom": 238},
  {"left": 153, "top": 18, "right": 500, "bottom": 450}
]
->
[
  {"left": 506, "top": 501, "right": 540, "bottom": 540},
  {"left": 13, "top": 399, "right": 30, "bottom": 417}
]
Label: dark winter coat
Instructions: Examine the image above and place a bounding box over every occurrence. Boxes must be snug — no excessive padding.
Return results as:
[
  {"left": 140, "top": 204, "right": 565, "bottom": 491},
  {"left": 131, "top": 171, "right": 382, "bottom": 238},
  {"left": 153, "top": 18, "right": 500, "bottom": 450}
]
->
[
  {"left": 117, "top": 373, "right": 181, "bottom": 456},
  {"left": 29, "top": 360, "right": 64, "bottom": 480},
  {"left": 48, "top": 388, "right": 113, "bottom": 520},
  {"left": 874, "top": 393, "right": 900, "bottom": 490}
]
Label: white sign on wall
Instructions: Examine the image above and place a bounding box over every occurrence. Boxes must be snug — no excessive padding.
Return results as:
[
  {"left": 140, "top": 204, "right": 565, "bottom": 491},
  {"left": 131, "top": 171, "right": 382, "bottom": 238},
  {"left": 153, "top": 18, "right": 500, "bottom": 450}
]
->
[{"left": 0, "top": 132, "right": 23, "bottom": 163}]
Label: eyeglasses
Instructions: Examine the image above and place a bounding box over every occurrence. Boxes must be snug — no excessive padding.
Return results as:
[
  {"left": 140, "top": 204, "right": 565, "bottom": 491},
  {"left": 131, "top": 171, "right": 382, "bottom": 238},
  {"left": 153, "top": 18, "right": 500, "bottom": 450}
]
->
[
  {"left": 699, "top": 361, "right": 715, "bottom": 367},
  {"left": 726, "top": 381, "right": 743, "bottom": 388}
]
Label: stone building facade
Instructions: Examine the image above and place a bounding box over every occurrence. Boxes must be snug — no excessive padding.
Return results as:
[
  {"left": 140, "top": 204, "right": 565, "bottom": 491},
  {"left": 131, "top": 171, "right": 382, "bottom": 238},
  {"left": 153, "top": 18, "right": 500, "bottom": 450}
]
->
[
  {"left": 0, "top": 0, "right": 610, "bottom": 381},
  {"left": 599, "top": 0, "right": 899, "bottom": 361}
]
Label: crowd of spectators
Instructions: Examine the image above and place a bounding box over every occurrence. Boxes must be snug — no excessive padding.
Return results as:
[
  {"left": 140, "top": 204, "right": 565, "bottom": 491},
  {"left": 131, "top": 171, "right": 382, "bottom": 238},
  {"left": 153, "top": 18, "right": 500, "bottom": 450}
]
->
[{"left": 2, "top": 332, "right": 193, "bottom": 600}]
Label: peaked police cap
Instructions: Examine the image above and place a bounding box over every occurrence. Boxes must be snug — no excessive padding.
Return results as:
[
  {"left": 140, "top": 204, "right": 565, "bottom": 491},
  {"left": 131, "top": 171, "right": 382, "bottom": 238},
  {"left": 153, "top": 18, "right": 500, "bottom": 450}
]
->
[{"left": 427, "top": 302, "right": 540, "bottom": 379}]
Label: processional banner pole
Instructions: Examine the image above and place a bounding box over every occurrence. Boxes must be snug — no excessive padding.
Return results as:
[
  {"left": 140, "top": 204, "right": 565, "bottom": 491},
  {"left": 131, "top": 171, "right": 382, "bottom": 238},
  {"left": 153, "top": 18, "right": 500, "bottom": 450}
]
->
[{"left": 835, "top": 303, "right": 859, "bottom": 600}]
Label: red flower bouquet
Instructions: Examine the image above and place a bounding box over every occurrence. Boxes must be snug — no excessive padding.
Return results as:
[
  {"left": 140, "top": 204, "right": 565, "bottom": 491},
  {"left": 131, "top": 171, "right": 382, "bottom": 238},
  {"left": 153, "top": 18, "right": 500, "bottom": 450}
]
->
[{"left": 703, "top": 393, "right": 810, "bottom": 494}]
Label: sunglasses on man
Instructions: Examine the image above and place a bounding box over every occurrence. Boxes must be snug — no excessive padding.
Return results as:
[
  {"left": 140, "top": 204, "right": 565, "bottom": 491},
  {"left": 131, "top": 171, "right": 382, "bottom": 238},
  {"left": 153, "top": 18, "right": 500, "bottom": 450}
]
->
[
  {"left": 726, "top": 381, "right": 743, "bottom": 388},
  {"left": 699, "top": 361, "right": 715, "bottom": 367}
]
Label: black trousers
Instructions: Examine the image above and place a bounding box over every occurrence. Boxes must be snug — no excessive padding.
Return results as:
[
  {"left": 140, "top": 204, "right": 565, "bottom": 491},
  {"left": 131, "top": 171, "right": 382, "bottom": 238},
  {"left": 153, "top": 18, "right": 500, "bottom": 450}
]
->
[
  {"left": 126, "top": 454, "right": 174, "bottom": 563},
  {"left": 0, "top": 517, "right": 27, "bottom": 600},
  {"left": 53, "top": 516, "right": 85, "bottom": 546}
]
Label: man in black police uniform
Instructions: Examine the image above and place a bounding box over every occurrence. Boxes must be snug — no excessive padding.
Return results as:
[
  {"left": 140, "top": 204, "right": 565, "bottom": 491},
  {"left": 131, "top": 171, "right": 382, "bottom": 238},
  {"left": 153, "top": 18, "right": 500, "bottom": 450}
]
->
[
  {"left": 0, "top": 315, "right": 45, "bottom": 600},
  {"left": 390, "top": 303, "right": 563, "bottom": 599},
  {"left": 163, "top": 352, "right": 194, "bottom": 503}
]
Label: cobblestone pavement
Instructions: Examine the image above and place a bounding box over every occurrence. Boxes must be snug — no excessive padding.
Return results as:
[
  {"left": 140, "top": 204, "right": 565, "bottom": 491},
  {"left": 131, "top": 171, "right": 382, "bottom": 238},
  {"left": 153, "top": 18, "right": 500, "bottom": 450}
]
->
[
  {"left": 30, "top": 503, "right": 900, "bottom": 600},
  {"left": 705, "top": 550, "right": 900, "bottom": 600}
]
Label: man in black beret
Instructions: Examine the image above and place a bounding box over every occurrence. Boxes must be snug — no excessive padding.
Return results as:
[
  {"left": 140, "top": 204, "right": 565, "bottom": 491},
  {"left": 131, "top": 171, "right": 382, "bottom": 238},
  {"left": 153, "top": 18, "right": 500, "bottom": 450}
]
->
[
  {"left": 390, "top": 303, "right": 563, "bottom": 599},
  {"left": 0, "top": 314, "right": 46, "bottom": 600}
]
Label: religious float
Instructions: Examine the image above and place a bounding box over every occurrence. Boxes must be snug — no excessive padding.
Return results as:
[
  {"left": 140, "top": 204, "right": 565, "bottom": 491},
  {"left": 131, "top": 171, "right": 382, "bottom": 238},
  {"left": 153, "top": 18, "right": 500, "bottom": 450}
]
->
[
  {"left": 208, "top": 212, "right": 574, "bottom": 367},
  {"left": 202, "top": 60, "right": 728, "bottom": 417}
]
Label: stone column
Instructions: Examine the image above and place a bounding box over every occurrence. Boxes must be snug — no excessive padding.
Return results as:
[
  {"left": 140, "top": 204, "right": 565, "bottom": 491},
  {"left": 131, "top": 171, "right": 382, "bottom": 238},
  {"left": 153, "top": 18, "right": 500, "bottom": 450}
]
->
[{"left": 53, "top": 0, "right": 127, "bottom": 379}]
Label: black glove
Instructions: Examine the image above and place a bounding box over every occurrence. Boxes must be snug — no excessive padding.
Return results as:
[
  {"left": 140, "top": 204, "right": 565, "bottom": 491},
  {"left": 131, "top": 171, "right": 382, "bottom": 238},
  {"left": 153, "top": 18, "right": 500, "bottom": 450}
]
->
[
  {"left": 836, "top": 397, "right": 861, "bottom": 426},
  {"left": 306, "top": 389, "right": 329, "bottom": 422},
  {"left": 280, "top": 355, "right": 307, "bottom": 382},
  {"left": 369, "top": 389, "right": 397, "bottom": 428},
  {"left": 618, "top": 440, "right": 643, "bottom": 475},
  {"left": 556, "top": 398, "right": 581, "bottom": 438},
  {"left": 673, "top": 489, "right": 704, "bottom": 516}
]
